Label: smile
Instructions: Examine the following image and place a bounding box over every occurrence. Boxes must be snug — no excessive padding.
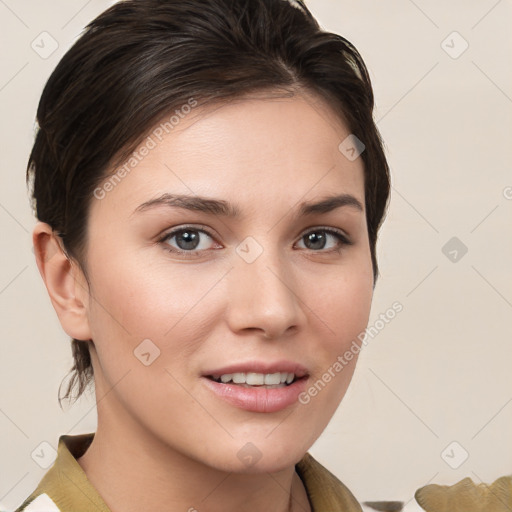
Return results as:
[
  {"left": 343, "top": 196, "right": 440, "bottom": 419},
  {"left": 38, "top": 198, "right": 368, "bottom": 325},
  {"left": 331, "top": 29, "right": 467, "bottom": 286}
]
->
[
  {"left": 207, "top": 372, "right": 297, "bottom": 387},
  {"left": 201, "top": 363, "right": 310, "bottom": 413}
]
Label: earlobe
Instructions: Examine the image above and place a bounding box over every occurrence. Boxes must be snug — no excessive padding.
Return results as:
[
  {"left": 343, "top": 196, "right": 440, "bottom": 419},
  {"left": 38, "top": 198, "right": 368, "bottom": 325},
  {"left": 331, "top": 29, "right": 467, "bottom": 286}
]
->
[{"left": 32, "top": 221, "right": 92, "bottom": 341}]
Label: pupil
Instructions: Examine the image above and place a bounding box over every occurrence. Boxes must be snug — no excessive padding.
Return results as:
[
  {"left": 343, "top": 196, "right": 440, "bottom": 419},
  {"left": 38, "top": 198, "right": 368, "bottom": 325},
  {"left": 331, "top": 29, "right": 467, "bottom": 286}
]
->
[
  {"left": 177, "top": 230, "right": 199, "bottom": 250},
  {"left": 305, "top": 232, "right": 325, "bottom": 250}
]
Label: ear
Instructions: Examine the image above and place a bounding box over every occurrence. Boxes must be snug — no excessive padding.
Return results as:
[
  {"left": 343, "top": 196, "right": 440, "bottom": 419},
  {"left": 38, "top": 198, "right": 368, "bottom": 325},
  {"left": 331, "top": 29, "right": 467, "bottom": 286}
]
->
[{"left": 32, "top": 221, "right": 92, "bottom": 341}]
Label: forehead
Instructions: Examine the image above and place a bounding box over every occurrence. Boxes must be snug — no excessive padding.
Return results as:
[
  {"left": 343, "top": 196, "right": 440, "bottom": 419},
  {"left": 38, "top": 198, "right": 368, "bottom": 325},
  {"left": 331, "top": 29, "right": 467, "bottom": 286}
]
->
[{"left": 90, "top": 91, "right": 366, "bottom": 222}]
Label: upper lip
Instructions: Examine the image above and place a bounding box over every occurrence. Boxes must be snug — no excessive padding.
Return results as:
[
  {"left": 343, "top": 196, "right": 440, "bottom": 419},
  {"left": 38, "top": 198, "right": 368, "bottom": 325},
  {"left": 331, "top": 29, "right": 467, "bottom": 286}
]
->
[{"left": 202, "top": 361, "right": 309, "bottom": 379}]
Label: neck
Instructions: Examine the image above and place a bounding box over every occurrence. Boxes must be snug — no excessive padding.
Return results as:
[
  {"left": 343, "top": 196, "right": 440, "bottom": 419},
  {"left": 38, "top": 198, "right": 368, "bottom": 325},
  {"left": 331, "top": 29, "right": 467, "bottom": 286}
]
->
[{"left": 76, "top": 414, "right": 311, "bottom": 512}]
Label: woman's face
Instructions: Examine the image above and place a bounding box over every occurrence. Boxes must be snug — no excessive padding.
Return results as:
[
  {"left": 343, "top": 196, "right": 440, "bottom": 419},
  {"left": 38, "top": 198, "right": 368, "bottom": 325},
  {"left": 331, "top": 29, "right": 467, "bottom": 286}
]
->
[{"left": 78, "top": 91, "right": 374, "bottom": 473}]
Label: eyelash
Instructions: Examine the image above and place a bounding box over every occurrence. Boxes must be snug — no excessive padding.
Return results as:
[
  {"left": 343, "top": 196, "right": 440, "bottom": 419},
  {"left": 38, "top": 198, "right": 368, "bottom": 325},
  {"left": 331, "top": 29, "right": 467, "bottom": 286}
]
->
[{"left": 157, "top": 224, "right": 353, "bottom": 259}]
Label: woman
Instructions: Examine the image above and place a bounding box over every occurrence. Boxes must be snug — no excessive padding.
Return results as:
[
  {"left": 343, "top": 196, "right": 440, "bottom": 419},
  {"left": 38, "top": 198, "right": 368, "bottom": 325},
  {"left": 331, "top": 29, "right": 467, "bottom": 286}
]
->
[{"left": 17, "top": 0, "right": 390, "bottom": 510}]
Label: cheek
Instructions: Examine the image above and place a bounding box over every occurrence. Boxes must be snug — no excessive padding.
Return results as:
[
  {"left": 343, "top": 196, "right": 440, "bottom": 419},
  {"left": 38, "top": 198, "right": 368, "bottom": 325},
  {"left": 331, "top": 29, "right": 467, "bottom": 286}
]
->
[
  {"left": 87, "top": 251, "right": 217, "bottom": 337},
  {"left": 309, "top": 264, "right": 373, "bottom": 344},
  {"left": 301, "top": 256, "right": 373, "bottom": 408},
  {"left": 85, "top": 253, "right": 229, "bottom": 381},
  {"left": 337, "top": 276, "right": 373, "bottom": 342},
  {"left": 300, "top": 270, "right": 371, "bottom": 423}
]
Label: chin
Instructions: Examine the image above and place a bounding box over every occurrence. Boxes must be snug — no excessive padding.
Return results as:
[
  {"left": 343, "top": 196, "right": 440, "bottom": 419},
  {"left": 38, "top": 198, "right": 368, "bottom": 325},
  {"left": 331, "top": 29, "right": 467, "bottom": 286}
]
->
[
  {"left": 217, "top": 434, "right": 314, "bottom": 474},
  {"left": 218, "top": 450, "right": 307, "bottom": 475}
]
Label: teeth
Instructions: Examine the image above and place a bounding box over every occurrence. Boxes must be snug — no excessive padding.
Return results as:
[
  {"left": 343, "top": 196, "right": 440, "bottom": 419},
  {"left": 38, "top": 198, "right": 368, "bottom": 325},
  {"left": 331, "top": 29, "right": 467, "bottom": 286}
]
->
[
  {"left": 247, "top": 373, "right": 265, "bottom": 385},
  {"left": 264, "top": 373, "right": 281, "bottom": 385},
  {"left": 233, "top": 373, "right": 245, "bottom": 384},
  {"left": 213, "top": 372, "right": 296, "bottom": 385}
]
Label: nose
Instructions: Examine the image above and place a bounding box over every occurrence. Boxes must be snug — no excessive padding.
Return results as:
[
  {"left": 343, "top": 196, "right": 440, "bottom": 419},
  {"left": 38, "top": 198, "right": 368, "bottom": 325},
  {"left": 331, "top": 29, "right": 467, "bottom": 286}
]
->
[{"left": 224, "top": 242, "right": 307, "bottom": 340}]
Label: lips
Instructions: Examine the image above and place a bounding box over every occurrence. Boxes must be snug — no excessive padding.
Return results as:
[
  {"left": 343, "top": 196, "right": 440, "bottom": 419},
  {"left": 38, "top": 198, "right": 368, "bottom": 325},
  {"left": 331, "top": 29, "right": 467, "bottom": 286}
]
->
[{"left": 201, "top": 361, "right": 310, "bottom": 413}]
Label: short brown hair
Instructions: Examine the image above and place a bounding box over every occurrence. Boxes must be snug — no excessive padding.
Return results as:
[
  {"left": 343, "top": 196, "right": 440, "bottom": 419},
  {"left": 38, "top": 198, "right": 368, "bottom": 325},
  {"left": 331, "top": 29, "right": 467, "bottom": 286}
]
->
[{"left": 27, "top": 0, "right": 390, "bottom": 407}]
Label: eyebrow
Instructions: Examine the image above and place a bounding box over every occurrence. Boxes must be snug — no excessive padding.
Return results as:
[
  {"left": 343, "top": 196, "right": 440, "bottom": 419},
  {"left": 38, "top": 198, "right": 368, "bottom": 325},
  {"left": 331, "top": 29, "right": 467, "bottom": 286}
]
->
[{"left": 131, "top": 192, "right": 364, "bottom": 218}]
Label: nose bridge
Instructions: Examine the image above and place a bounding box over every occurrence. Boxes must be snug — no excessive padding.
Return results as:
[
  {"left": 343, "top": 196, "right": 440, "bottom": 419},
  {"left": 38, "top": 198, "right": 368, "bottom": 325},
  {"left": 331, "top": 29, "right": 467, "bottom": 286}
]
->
[{"left": 226, "top": 235, "right": 304, "bottom": 338}]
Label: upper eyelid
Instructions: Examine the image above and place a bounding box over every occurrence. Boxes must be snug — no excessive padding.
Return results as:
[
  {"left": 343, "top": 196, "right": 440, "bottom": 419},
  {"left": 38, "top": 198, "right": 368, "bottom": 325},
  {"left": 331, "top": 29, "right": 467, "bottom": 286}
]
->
[{"left": 160, "top": 225, "right": 215, "bottom": 240}]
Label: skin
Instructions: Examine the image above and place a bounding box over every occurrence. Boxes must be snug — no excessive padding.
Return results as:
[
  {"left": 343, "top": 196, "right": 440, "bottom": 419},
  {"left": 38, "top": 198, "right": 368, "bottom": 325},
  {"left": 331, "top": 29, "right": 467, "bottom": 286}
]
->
[{"left": 33, "top": 90, "right": 374, "bottom": 512}]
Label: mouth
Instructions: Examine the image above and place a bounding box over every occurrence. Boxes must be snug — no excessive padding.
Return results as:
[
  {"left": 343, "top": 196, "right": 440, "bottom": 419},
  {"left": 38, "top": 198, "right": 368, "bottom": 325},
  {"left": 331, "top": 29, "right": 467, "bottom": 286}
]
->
[
  {"left": 200, "top": 363, "right": 310, "bottom": 413},
  {"left": 205, "top": 372, "right": 305, "bottom": 388}
]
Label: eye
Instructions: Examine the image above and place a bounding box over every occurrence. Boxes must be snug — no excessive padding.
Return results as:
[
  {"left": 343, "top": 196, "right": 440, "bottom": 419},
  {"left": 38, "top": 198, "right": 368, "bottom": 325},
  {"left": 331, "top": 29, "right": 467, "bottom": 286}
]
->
[
  {"left": 296, "top": 227, "right": 352, "bottom": 253},
  {"left": 157, "top": 225, "right": 352, "bottom": 258},
  {"left": 158, "top": 225, "right": 218, "bottom": 256}
]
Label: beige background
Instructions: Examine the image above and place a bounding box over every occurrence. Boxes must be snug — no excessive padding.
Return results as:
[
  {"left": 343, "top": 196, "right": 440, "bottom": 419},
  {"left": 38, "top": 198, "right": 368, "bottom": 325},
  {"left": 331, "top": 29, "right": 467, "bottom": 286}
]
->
[{"left": 1, "top": 1, "right": 511, "bottom": 510}]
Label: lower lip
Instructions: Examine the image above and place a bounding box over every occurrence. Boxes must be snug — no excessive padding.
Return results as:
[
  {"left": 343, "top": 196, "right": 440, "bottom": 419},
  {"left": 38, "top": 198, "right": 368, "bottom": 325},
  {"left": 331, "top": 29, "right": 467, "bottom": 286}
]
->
[{"left": 201, "top": 376, "right": 308, "bottom": 413}]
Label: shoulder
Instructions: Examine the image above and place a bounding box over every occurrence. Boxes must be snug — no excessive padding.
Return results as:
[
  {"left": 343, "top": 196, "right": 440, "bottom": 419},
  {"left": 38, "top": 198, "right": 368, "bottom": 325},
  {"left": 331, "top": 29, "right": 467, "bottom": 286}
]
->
[
  {"left": 296, "top": 452, "right": 362, "bottom": 511},
  {"left": 12, "top": 432, "right": 109, "bottom": 512},
  {"left": 14, "top": 492, "right": 61, "bottom": 512}
]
